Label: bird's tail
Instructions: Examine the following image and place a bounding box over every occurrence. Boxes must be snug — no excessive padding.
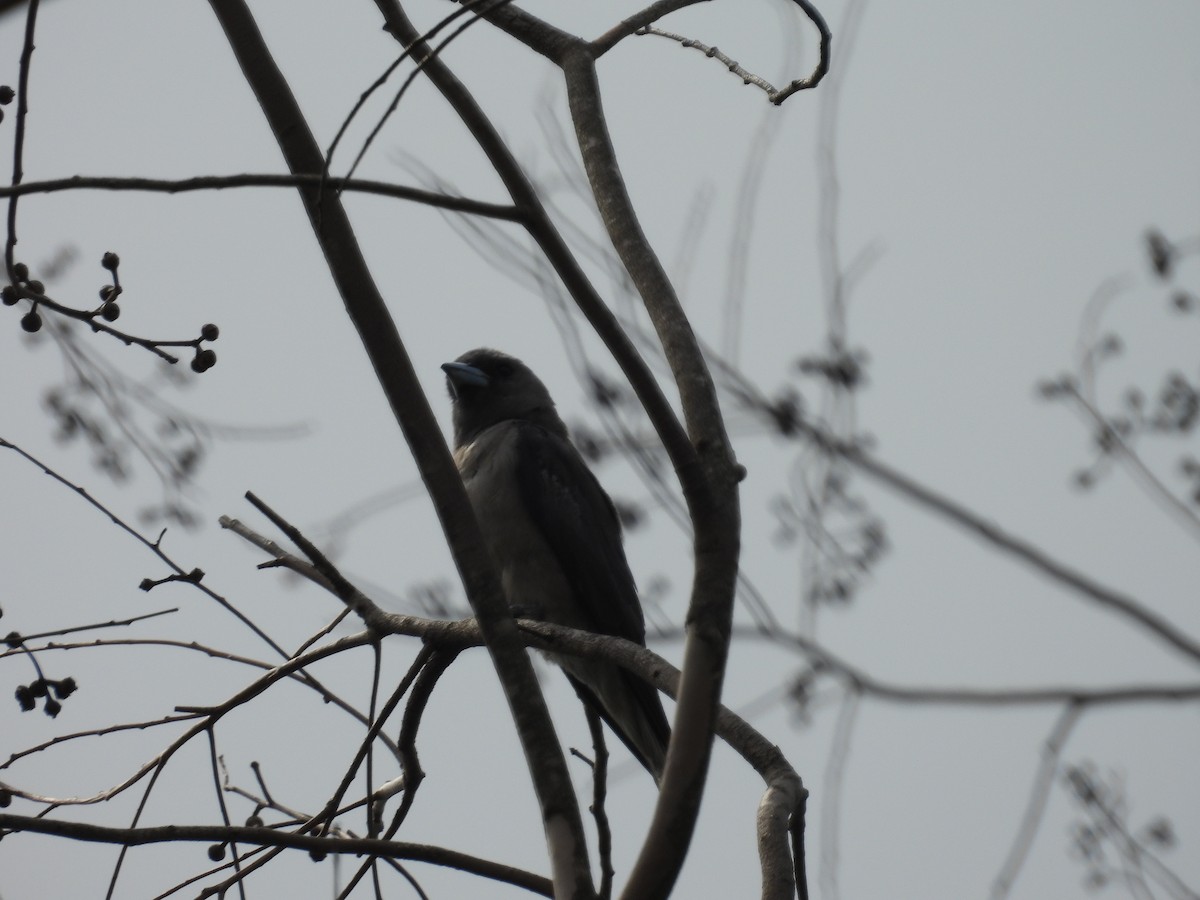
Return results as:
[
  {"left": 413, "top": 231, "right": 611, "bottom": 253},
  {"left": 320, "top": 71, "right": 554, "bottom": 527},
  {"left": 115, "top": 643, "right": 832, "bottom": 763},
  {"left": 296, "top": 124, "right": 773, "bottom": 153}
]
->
[{"left": 566, "top": 666, "right": 671, "bottom": 785}]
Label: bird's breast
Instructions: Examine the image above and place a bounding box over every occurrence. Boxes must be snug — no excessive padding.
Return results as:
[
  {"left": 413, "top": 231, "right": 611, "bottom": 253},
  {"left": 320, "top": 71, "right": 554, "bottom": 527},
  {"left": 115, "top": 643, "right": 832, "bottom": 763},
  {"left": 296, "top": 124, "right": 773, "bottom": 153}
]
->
[{"left": 457, "top": 425, "right": 584, "bottom": 629}]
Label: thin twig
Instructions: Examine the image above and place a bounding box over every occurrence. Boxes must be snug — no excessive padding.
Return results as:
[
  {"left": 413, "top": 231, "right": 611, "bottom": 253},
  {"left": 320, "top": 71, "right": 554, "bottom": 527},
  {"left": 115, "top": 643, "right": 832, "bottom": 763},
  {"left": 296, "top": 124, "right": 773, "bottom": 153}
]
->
[
  {"left": 583, "top": 707, "right": 614, "bottom": 899},
  {"left": 591, "top": 0, "right": 708, "bottom": 55},
  {"left": 9, "top": 607, "right": 177, "bottom": 643},
  {"left": 324, "top": 0, "right": 488, "bottom": 175},
  {"left": 344, "top": 0, "right": 518, "bottom": 185},
  {"left": 204, "top": 730, "right": 248, "bottom": 900},
  {"left": 632, "top": 0, "right": 830, "bottom": 105},
  {"left": 381, "top": 649, "right": 457, "bottom": 839},
  {"left": 307, "top": 645, "right": 430, "bottom": 837},
  {"left": 990, "top": 703, "right": 1083, "bottom": 900},
  {"left": 4, "top": 0, "right": 39, "bottom": 282},
  {"left": 0, "top": 173, "right": 522, "bottom": 219},
  {"left": 817, "top": 689, "right": 859, "bottom": 900},
  {"left": 0, "top": 813, "right": 554, "bottom": 896},
  {"left": 1063, "top": 384, "right": 1200, "bottom": 545}
]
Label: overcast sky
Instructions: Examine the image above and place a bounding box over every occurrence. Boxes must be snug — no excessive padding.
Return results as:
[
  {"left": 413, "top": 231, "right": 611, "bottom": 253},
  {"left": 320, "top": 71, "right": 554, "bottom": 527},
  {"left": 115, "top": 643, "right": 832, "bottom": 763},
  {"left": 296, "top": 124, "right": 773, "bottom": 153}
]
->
[{"left": 2, "top": 2, "right": 1198, "bottom": 898}]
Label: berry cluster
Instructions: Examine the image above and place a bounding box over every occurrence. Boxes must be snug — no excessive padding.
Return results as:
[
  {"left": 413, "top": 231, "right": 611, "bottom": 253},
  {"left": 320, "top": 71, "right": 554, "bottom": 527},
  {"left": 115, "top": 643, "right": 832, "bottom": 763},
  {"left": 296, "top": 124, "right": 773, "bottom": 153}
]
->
[
  {"left": 4, "top": 251, "right": 222, "bottom": 372},
  {"left": 96, "top": 250, "right": 122, "bottom": 322},
  {"left": 193, "top": 323, "right": 219, "bottom": 373},
  {"left": 5, "top": 629, "right": 79, "bottom": 718},
  {"left": 1, "top": 261, "right": 46, "bottom": 332},
  {"left": 13, "top": 675, "right": 78, "bottom": 718}
]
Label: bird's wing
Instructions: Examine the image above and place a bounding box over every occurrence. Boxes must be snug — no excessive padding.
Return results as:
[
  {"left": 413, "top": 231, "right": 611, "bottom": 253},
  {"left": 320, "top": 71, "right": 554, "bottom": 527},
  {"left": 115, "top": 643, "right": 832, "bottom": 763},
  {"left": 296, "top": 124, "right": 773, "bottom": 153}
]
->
[
  {"left": 513, "top": 422, "right": 646, "bottom": 645},
  {"left": 513, "top": 420, "right": 671, "bottom": 778}
]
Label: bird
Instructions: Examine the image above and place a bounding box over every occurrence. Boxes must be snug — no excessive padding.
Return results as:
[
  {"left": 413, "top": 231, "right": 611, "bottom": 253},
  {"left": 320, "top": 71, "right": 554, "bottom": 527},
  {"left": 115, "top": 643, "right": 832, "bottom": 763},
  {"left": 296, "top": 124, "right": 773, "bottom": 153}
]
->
[{"left": 442, "top": 347, "right": 671, "bottom": 783}]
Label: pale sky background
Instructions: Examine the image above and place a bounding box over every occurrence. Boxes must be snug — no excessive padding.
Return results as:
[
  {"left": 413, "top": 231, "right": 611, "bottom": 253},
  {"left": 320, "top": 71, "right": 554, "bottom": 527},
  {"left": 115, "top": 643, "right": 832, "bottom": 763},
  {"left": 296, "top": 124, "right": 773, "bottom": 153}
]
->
[{"left": 1, "top": 1, "right": 1198, "bottom": 899}]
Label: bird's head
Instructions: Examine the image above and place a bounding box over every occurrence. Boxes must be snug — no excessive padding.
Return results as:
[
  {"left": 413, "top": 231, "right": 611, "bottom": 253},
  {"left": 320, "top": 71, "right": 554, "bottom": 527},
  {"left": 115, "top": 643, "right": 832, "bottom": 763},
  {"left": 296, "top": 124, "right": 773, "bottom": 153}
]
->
[{"left": 442, "top": 348, "right": 567, "bottom": 447}]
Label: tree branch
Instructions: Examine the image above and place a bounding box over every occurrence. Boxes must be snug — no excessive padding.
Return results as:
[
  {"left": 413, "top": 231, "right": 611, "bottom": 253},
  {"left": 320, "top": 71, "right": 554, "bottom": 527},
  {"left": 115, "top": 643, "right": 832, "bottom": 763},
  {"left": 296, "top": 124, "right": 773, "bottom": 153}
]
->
[
  {"left": 831, "top": 437, "right": 1200, "bottom": 666},
  {"left": 445, "top": 0, "right": 580, "bottom": 62},
  {"left": 518, "top": 620, "right": 806, "bottom": 900},
  {"left": 201, "top": 4, "right": 592, "bottom": 894},
  {"left": 591, "top": 0, "right": 710, "bottom": 56},
  {"left": 372, "top": 0, "right": 694, "bottom": 477},
  {"left": 990, "top": 703, "right": 1083, "bottom": 900},
  {"left": 0, "top": 814, "right": 553, "bottom": 897},
  {"left": 708, "top": 360, "right": 1200, "bottom": 667},
  {"left": 0, "top": 173, "right": 523, "bottom": 220}
]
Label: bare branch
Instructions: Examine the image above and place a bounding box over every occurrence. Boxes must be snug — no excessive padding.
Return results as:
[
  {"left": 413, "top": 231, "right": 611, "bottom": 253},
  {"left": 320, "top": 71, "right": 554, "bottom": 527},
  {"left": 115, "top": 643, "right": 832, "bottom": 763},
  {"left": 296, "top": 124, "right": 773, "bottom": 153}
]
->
[
  {"left": 1062, "top": 383, "right": 1200, "bottom": 545},
  {"left": 6, "top": 632, "right": 374, "bottom": 809},
  {"left": 442, "top": 0, "right": 580, "bottom": 61},
  {"left": 0, "top": 173, "right": 523, "bottom": 220},
  {"left": 0, "top": 814, "right": 554, "bottom": 897},
  {"left": 633, "top": 25, "right": 785, "bottom": 98},
  {"left": 613, "top": 0, "right": 830, "bottom": 104},
  {"left": 581, "top": 709, "right": 614, "bottom": 899},
  {"left": 772, "top": 0, "right": 832, "bottom": 102},
  {"left": 10, "top": 607, "right": 178, "bottom": 643},
  {"left": 308, "top": 646, "right": 433, "bottom": 837},
  {"left": 817, "top": 690, "right": 859, "bottom": 900},
  {"left": 835, "top": 438, "right": 1200, "bottom": 666},
  {"left": 990, "top": 703, "right": 1083, "bottom": 900},
  {"left": 380, "top": 650, "right": 457, "bottom": 838},
  {"left": 703, "top": 361, "right": 1200, "bottom": 665},
  {"left": 205, "top": 3, "right": 594, "bottom": 892},
  {"left": 561, "top": 45, "right": 741, "bottom": 899},
  {"left": 517, "top": 620, "right": 808, "bottom": 900},
  {"left": 3, "top": 0, "right": 39, "bottom": 284},
  {"left": 0, "top": 437, "right": 309, "bottom": 663},
  {"left": 591, "top": 0, "right": 709, "bottom": 55}
]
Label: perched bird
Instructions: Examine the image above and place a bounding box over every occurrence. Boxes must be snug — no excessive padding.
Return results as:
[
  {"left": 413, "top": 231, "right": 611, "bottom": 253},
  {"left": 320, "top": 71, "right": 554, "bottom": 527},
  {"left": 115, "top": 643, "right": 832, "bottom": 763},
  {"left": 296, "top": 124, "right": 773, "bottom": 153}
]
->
[{"left": 442, "top": 348, "right": 671, "bottom": 783}]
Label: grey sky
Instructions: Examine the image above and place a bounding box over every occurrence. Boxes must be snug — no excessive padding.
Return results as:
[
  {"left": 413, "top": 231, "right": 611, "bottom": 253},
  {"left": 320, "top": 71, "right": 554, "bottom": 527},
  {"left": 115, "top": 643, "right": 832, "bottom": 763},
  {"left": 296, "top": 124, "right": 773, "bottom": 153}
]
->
[{"left": 2, "top": 1, "right": 1198, "bottom": 898}]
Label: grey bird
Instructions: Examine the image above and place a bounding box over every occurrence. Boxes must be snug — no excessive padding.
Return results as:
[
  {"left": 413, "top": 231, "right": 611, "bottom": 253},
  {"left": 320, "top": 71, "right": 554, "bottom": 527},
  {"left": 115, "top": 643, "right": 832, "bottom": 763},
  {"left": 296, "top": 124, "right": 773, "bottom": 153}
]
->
[{"left": 442, "top": 348, "right": 671, "bottom": 783}]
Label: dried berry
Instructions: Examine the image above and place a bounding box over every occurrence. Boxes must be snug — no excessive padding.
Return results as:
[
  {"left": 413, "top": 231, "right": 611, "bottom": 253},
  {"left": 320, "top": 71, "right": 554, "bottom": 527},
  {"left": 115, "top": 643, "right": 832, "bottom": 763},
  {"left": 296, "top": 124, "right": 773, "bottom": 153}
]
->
[
  {"left": 101, "top": 251, "right": 120, "bottom": 271},
  {"left": 191, "top": 348, "right": 217, "bottom": 373},
  {"left": 200, "top": 323, "right": 219, "bottom": 341},
  {"left": 20, "top": 310, "right": 41, "bottom": 333},
  {"left": 101, "top": 302, "right": 120, "bottom": 322},
  {"left": 1, "top": 285, "right": 17, "bottom": 306},
  {"left": 13, "top": 262, "right": 28, "bottom": 281},
  {"left": 0, "top": 85, "right": 13, "bottom": 105},
  {"left": 25, "top": 279, "right": 44, "bottom": 294},
  {"left": 15, "top": 684, "right": 34, "bottom": 711}
]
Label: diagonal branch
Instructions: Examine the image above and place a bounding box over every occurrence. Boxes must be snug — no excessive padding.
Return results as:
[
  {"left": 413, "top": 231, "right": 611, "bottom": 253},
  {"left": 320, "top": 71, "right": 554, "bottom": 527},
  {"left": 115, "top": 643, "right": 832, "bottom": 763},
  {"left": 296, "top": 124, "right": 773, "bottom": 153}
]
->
[
  {"left": 202, "top": 2, "right": 593, "bottom": 895},
  {"left": 709, "top": 359, "right": 1200, "bottom": 667},
  {"left": 592, "top": 0, "right": 831, "bottom": 103},
  {"left": 833, "top": 438, "right": 1200, "bottom": 666},
  {"left": 990, "top": 703, "right": 1083, "bottom": 900}
]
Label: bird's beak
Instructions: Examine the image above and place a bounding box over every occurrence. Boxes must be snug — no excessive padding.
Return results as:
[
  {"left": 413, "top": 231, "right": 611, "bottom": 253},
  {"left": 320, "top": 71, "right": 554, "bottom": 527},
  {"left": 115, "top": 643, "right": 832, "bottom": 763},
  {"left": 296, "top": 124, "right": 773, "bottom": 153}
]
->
[{"left": 442, "top": 362, "right": 489, "bottom": 398}]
